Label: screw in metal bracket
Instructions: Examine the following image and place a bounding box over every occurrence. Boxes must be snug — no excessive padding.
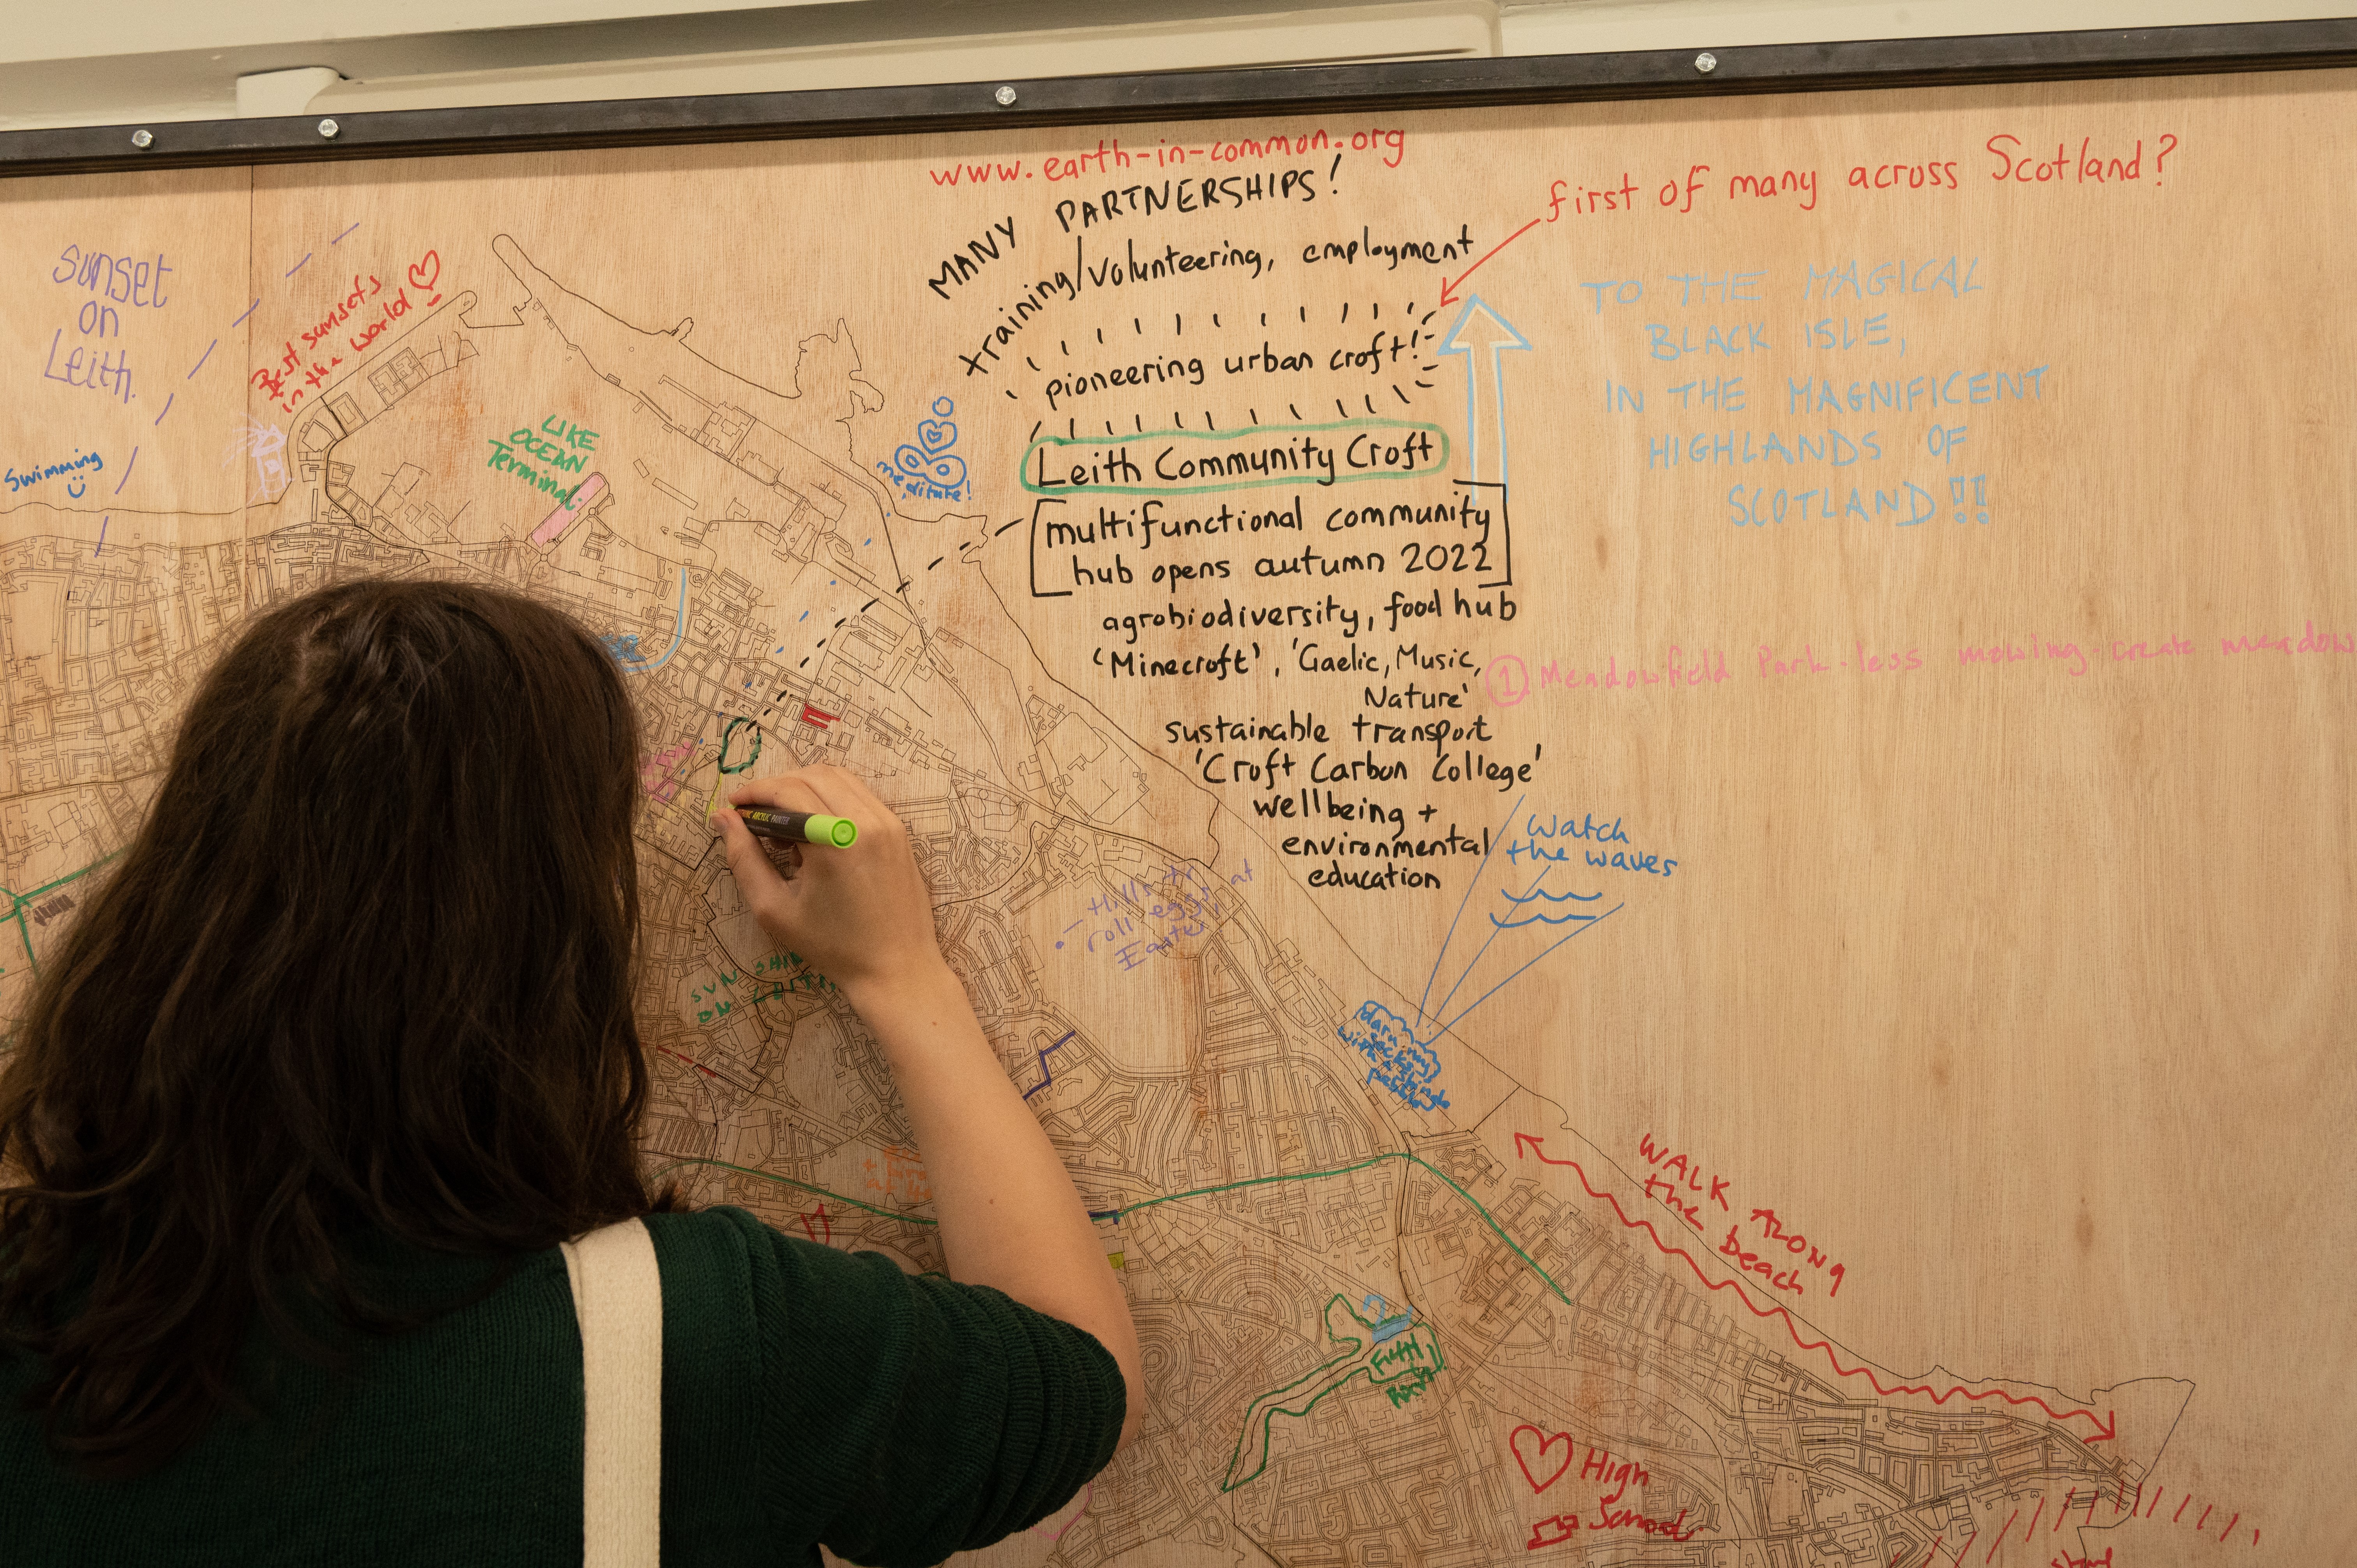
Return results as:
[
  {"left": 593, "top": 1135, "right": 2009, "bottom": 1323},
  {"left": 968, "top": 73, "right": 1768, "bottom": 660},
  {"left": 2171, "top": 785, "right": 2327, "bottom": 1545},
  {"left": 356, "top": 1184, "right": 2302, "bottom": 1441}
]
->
[
  {"left": 318, "top": 118, "right": 339, "bottom": 139},
  {"left": 1695, "top": 52, "right": 1718, "bottom": 74},
  {"left": 994, "top": 85, "right": 1018, "bottom": 106},
  {"left": 131, "top": 129, "right": 154, "bottom": 149}
]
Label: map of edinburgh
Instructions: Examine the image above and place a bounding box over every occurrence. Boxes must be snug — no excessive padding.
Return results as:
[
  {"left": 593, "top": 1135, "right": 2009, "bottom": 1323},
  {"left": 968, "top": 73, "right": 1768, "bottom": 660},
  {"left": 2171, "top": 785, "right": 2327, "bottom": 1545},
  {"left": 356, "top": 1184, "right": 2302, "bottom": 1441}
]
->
[{"left": 5, "top": 65, "right": 2354, "bottom": 1565}]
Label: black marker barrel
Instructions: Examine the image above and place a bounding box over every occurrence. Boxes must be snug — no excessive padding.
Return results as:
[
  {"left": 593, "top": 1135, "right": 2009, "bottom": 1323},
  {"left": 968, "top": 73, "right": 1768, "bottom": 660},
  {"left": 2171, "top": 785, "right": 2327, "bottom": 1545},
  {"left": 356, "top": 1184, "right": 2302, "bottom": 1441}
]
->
[{"left": 738, "top": 808, "right": 859, "bottom": 848}]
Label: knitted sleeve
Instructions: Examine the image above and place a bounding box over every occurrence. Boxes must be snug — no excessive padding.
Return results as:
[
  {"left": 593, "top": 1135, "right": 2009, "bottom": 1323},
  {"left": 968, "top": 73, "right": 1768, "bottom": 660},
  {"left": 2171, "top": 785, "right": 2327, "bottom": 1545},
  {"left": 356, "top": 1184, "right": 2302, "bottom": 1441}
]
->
[{"left": 717, "top": 1209, "right": 1125, "bottom": 1567}]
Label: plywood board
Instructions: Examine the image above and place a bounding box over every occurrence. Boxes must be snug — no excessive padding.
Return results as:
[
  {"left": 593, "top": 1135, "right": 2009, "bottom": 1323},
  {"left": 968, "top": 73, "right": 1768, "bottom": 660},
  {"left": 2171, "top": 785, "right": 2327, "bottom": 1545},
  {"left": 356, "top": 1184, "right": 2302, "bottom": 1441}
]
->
[{"left": 3, "top": 65, "right": 2352, "bottom": 1566}]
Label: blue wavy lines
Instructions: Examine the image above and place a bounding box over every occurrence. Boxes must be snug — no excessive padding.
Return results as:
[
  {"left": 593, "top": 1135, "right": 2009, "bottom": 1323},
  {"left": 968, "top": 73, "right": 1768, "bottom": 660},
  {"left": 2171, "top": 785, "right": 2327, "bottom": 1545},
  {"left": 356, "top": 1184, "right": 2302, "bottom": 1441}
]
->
[{"left": 1488, "top": 883, "right": 1604, "bottom": 929}]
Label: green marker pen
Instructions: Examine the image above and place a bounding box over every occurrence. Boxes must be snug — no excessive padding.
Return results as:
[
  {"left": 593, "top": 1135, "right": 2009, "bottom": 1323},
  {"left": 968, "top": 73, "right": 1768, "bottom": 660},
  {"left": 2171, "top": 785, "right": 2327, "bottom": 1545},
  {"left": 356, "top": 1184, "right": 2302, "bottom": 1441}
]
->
[{"left": 737, "top": 808, "right": 859, "bottom": 848}]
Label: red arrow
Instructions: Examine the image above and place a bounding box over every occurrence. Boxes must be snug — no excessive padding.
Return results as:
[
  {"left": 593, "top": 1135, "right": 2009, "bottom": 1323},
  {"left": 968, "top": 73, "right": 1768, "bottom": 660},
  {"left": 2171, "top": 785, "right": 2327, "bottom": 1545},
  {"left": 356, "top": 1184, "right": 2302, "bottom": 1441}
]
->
[
  {"left": 1440, "top": 218, "right": 1542, "bottom": 307},
  {"left": 1512, "top": 1132, "right": 2117, "bottom": 1442}
]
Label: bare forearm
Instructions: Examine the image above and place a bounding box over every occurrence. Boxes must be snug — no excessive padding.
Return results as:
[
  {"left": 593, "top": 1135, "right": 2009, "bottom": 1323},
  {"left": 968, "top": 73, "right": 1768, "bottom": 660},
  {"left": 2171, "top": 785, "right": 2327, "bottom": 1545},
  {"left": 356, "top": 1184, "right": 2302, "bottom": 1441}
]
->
[
  {"left": 712, "top": 768, "right": 1144, "bottom": 1447},
  {"left": 846, "top": 964, "right": 1144, "bottom": 1446}
]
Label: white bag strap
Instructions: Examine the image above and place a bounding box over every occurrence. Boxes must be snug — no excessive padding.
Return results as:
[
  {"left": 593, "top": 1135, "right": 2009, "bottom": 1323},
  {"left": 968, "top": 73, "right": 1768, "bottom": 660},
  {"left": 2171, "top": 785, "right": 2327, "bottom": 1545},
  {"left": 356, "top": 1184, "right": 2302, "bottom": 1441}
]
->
[{"left": 560, "top": 1216, "right": 663, "bottom": 1568}]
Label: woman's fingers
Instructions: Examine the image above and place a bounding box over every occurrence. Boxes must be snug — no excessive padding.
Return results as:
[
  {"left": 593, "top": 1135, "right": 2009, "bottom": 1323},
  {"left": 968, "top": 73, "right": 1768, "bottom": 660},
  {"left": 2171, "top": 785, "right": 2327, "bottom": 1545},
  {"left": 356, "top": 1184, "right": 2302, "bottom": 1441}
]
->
[
  {"left": 802, "top": 765, "right": 904, "bottom": 846},
  {"left": 724, "top": 772, "right": 830, "bottom": 816},
  {"left": 712, "top": 808, "right": 795, "bottom": 924},
  {"left": 779, "top": 764, "right": 852, "bottom": 815},
  {"left": 712, "top": 764, "right": 940, "bottom": 990},
  {"left": 712, "top": 773, "right": 832, "bottom": 934}
]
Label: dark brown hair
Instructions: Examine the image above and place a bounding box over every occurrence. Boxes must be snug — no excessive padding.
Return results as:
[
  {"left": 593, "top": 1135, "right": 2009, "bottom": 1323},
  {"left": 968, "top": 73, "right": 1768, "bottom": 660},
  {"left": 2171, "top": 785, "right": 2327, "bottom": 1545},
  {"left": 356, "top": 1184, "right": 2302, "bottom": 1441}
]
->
[{"left": 0, "top": 578, "right": 658, "bottom": 1476}]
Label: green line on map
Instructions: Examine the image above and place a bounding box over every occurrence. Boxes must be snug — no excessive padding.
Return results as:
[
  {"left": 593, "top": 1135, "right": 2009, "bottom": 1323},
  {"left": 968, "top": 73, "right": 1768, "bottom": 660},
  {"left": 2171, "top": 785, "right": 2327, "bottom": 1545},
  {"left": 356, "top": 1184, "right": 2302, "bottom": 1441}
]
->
[
  {"left": 0, "top": 851, "right": 123, "bottom": 982},
  {"left": 651, "top": 1149, "right": 1574, "bottom": 1309}
]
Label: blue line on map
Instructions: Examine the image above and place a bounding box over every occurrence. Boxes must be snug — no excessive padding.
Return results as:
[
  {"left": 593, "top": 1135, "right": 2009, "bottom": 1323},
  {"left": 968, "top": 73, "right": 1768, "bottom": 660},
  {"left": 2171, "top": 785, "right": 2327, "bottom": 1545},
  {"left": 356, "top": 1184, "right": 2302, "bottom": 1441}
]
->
[
  {"left": 332, "top": 222, "right": 360, "bottom": 244},
  {"left": 1434, "top": 902, "right": 1623, "bottom": 1039},
  {"left": 229, "top": 299, "right": 259, "bottom": 328},
  {"left": 186, "top": 340, "right": 216, "bottom": 379},
  {"left": 285, "top": 252, "right": 311, "bottom": 278},
  {"left": 152, "top": 393, "right": 174, "bottom": 426},
  {"left": 1023, "top": 1029, "right": 1076, "bottom": 1101},
  {"left": 617, "top": 568, "right": 690, "bottom": 675},
  {"left": 1430, "top": 864, "right": 1551, "bottom": 1022},
  {"left": 111, "top": 447, "right": 136, "bottom": 495},
  {"left": 92, "top": 517, "right": 107, "bottom": 557},
  {"left": 1417, "top": 791, "right": 1520, "bottom": 1028}
]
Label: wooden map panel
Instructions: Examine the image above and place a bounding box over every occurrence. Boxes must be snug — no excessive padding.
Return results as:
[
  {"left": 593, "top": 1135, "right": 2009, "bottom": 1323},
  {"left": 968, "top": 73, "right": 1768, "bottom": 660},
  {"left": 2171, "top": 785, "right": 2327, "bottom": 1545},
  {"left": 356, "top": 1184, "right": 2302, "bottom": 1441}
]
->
[{"left": 3, "top": 62, "right": 2353, "bottom": 1568}]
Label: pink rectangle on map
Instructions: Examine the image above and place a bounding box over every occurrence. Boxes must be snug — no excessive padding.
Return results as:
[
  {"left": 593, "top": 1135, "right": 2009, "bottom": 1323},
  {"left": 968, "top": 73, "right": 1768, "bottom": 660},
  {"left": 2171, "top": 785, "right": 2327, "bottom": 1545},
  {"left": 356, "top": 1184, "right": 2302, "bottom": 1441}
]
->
[{"left": 532, "top": 471, "right": 604, "bottom": 546}]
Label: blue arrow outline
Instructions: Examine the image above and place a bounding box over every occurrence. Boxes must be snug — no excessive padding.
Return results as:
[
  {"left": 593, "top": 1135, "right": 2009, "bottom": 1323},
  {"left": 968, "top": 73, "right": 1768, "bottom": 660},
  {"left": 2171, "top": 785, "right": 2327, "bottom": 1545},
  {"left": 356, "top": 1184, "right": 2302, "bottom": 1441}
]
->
[{"left": 1436, "top": 296, "right": 1533, "bottom": 489}]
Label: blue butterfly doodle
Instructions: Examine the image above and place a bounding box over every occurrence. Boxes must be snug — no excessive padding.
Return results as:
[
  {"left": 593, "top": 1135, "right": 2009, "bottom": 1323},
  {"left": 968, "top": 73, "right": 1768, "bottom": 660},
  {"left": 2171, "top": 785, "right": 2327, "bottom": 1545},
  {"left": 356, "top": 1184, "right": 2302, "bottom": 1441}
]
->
[{"left": 877, "top": 396, "right": 970, "bottom": 501}]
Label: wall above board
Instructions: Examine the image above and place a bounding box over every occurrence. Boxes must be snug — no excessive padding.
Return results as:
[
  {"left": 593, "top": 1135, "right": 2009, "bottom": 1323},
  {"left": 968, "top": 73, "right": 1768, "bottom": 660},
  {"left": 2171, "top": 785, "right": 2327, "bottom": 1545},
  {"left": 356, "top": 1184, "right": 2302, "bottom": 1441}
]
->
[{"left": 0, "top": 18, "right": 2352, "bottom": 180}]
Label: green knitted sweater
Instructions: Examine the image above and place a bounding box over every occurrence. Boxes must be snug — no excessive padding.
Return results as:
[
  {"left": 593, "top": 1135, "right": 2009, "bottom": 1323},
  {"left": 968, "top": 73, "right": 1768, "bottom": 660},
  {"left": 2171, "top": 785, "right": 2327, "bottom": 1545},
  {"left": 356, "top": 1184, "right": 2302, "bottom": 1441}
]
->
[{"left": 0, "top": 1206, "right": 1125, "bottom": 1567}]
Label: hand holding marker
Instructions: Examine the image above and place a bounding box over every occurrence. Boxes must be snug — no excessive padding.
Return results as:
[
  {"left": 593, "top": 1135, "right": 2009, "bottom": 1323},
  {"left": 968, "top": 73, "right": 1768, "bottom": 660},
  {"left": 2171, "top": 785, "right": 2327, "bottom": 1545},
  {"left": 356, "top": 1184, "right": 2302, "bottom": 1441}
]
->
[
  {"left": 701, "top": 719, "right": 857, "bottom": 848},
  {"left": 738, "top": 808, "right": 859, "bottom": 848}
]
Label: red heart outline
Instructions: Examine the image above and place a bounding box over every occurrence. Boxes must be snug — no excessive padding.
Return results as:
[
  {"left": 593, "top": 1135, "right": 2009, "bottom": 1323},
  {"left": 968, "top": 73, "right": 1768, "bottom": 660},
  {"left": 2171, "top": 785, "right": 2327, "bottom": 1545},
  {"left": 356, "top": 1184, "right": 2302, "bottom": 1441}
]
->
[
  {"left": 406, "top": 249, "right": 440, "bottom": 292},
  {"left": 1511, "top": 1424, "right": 1573, "bottom": 1493}
]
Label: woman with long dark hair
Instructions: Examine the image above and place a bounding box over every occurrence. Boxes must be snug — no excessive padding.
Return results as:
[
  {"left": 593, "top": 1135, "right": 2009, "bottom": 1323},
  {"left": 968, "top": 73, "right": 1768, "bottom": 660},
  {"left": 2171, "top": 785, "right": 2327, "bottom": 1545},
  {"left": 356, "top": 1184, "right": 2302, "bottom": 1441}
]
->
[{"left": 0, "top": 579, "right": 1139, "bottom": 1564}]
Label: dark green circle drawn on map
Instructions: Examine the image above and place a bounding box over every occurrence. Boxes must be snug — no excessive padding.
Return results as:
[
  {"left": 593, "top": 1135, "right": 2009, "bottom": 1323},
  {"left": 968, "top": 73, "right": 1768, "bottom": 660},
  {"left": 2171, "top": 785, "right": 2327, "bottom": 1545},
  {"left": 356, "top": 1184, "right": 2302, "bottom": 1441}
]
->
[{"left": 717, "top": 717, "right": 763, "bottom": 776}]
